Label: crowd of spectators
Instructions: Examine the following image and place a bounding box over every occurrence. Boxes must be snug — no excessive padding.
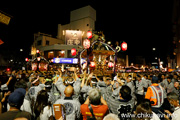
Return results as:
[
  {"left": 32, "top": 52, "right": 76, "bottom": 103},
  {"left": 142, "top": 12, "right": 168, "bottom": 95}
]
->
[{"left": 0, "top": 68, "right": 180, "bottom": 120}]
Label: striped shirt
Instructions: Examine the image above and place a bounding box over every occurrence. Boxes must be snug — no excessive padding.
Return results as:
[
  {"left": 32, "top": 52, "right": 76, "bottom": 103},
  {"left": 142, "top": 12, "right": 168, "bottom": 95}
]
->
[
  {"left": 104, "top": 86, "right": 135, "bottom": 120},
  {"left": 54, "top": 97, "right": 81, "bottom": 120}
]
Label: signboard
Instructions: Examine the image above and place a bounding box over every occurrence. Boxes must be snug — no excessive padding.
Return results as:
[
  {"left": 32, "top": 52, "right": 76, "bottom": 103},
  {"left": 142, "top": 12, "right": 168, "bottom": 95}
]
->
[
  {"left": 53, "top": 58, "right": 85, "bottom": 64},
  {"left": 53, "top": 104, "right": 66, "bottom": 120},
  {"left": 0, "top": 12, "right": 11, "bottom": 25},
  {"left": 65, "top": 30, "right": 82, "bottom": 45}
]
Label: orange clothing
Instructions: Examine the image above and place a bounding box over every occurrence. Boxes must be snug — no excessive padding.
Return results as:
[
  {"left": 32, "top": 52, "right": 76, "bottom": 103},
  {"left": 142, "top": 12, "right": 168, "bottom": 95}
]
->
[
  {"left": 80, "top": 104, "right": 108, "bottom": 120},
  {"left": 145, "top": 83, "right": 164, "bottom": 107}
]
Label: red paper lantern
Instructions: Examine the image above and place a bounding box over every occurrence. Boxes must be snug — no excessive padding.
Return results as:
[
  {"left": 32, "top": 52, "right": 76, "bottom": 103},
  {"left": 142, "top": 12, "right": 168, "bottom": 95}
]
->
[
  {"left": 108, "top": 62, "right": 114, "bottom": 67},
  {"left": 6, "top": 68, "right": 10, "bottom": 72},
  {"left": 71, "top": 48, "right": 76, "bottom": 56},
  {"left": 25, "top": 58, "right": 29, "bottom": 62},
  {"left": 121, "top": 42, "right": 127, "bottom": 51},
  {"left": 36, "top": 50, "right": 40, "bottom": 53},
  {"left": 83, "top": 39, "right": 90, "bottom": 49},
  {"left": 90, "top": 62, "right": 95, "bottom": 67},
  {"left": 37, "top": 57, "right": 41, "bottom": 61},
  {"left": 87, "top": 31, "right": 92, "bottom": 39}
]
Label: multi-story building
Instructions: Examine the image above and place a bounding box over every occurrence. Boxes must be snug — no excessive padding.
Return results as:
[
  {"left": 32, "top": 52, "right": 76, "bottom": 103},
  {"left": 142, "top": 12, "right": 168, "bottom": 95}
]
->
[
  {"left": 172, "top": 0, "right": 180, "bottom": 68},
  {"left": 31, "top": 5, "right": 96, "bottom": 60}
]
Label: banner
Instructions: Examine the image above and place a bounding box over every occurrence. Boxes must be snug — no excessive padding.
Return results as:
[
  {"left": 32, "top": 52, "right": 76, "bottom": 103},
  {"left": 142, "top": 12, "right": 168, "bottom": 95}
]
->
[
  {"left": 0, "top": 12, "right": 11, "bottom": 25},
  {"left": 53, "top": 58, "right": 85, "bottom": 64}
]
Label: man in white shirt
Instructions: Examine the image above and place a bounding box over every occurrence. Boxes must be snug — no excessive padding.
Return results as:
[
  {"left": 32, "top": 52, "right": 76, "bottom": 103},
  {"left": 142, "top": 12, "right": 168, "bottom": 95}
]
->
[
  {"left": 142, "top": 74, "right": 151, "bottom": 94},
  {"left": 135, "top": 75, "right": 144, "bottom": 104},
  {"left": 28, "top": 77, "right": 45, "bottom": 102},
  {"left": 54, "top": 85, "right": 81, "bottom": 120},
  {"left": 164, "top": 92, "right": 180, "bottom": 120}
]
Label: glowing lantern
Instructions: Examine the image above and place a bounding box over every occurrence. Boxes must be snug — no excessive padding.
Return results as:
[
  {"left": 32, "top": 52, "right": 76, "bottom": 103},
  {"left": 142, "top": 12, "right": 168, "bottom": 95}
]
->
[
  {"left": 36, "top": 50, "right": 40, "bottom": 53},
  {"left": 37, "top": 57, "right": 41, "bottom": 61},
  {"left": 83, "top": 39, "right": 90, "bottom": 49},
  {"left": 71, "top": 48, "right": 76, "bottom": 56},
  {"left": 121, "top": 42, "right": 127, "bottom": 51},
  {"left": 90, "top": 62, "right": 95, "bottom": 67},
  {"left": 87, "top": 31, "right": 92, "bottom": 39},
  {"left": 51, "top": 59, "right": 54, "bottom": 63},
  {"left": 6, "top": 68, "right": 10, "bottom": 71},
  {"left": 25, "top": 58, "right": 29, "bottom": 62},
  {"left": 108, "top": 62, "right": 114, "bottom": 67}
]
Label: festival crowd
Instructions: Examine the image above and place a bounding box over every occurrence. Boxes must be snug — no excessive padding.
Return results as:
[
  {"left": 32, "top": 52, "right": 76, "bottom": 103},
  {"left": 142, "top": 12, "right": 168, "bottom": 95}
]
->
[{"left": 0, "top": 68, "right": 180, "bottom": 120}]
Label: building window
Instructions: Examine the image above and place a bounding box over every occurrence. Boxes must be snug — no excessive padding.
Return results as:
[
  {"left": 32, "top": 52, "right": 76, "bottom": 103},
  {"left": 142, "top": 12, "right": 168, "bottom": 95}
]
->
[
  {"left": 48, "top": 51, "right": 54, "bottom": 59},
  {"left": 37, "top": 40, "right": 42, "bottom": 46},
  {"left": 67, "top": 50, "right": 72, "bottom": 58},
  {"left": 58, "top": 50, "right": 65, "bottom": 57},
  {"left": 46, "top": 40, "right": 49, "bottom": 45}
]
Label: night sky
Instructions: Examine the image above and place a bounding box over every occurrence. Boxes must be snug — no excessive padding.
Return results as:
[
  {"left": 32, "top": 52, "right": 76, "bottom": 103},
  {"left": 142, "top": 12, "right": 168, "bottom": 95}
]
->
[{"left": 0, "top": 1, "right": 173, "bottom": 65}]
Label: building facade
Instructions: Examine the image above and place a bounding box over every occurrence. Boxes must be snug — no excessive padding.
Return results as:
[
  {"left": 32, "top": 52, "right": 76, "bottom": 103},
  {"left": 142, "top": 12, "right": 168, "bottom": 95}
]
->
[
  {"left": 31, "top": 5, "right": 96, "bottom": 60},
  {"left": 172, "top": 0, "right": 180, "bottom": 68}
]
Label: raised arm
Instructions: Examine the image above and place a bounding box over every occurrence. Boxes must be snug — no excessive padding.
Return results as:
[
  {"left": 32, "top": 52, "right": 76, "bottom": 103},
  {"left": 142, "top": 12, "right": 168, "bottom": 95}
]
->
[
  {"left": 117, "top": 77, "right": 124, "bottom": 86},
  {"left": 1, "top": 91, "right": 11, "bottom": 103},
  {"left": 58, "top": 69, "right": 62, "bottom": 79},
  {"left": 85, "top": 72, "right": 93, "bottom": 85},
  {"left": 5, "top": 76, "right": 13, "bottom": 86},
  {"left": 73, "top": 68, "right": 78, "bottom": 81},
  {"left": 95, "top": 74, "right": 100, "bottom": 82},
  {"left": 80, "top": 70, "right": 87, "bottom": 88}
]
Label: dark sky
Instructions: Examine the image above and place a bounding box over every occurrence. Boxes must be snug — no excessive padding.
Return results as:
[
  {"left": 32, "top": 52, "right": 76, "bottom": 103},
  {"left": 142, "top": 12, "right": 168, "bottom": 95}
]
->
[{"left": 0, "top": 1, "right": 173, "bottom": 64}]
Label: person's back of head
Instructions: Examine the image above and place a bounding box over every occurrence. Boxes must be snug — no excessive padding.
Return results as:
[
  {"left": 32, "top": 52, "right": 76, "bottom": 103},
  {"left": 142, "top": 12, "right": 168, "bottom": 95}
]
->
[
  {"left": 151, "top": 76, "right": 158, "bottom": 83},
  {"left": 119, "top": 85, "right": 132, "bottom": 101},
  {"left": 136, "top": 101, "right": 152, "bottom": 120},
  {"left": 103, "top": 113, "right": 119, "bottom": 120},
  {"left": 141, "top": 99, "right": 152, "bottom": 107},
  {"left": 45, "top": 81, "right": 53, "bottom": 92},
  {"left": 143, "top": 74, "right": 148, "bottom": 78},
  {"left": 14, "top": 79, "right": 28, "bottom": 91},
  {"left": 64, "top": 85, "right": 74, "bottom": 97},
  {"left": 14, "top": 117, "right": 28, "bottom": 120},
  {"left": 128, "top": 75, "right": 132, "bottom": 78},
  {"left": 167, "top": 92, "right": 179, "bottom": 100},
  {"left": 8, "top": 88, "right": 26, "bottom": 109},
  {"left": 167, "top": 92, "right": 179, "bottom": 107},
  {"left": 136, "top": 75, "right": 141, "bottom": 81},
  {"left": 34, "top": 90, "right": 49, "bottom": 119},
  {"left": 167, "top": 76, "right": 172, "bottom": 82},
  {"left": 88, "top": 88, "right": 101, "bottom": 105}
]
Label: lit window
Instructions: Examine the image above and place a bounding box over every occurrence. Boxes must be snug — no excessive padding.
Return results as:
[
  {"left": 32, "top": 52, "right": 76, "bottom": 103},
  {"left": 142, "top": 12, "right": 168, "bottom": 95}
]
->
[
  {"left": 58, "top": 50, "right": 65, "bottom": 58},
  {"left": 48, "top": 51, "right": 54, "bottom": 58}
]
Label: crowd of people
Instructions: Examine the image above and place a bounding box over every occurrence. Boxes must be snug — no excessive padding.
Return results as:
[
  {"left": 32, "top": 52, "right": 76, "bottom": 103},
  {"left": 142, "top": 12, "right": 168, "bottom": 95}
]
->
[{"left": 0, "top": 68, "right": 180, "bottom": 120}]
